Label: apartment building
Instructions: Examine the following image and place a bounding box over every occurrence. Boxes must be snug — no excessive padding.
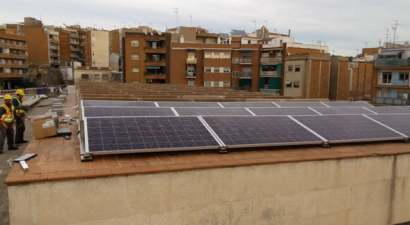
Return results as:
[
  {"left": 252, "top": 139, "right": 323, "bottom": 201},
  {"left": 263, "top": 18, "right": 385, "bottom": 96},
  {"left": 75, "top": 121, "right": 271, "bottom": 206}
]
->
[
  {"left": 85, "top": 30, "right": 109, "bottom": 67},
  {"left": 168, "top": 27, "right": 260, "bottom": 91},
  {"left": 56, "top": 28, "right": 80, "bottom": 65},
  {"left": 0, "top": 24, "right": 29, "bottom": 89},
  {"left": 123, "top": 31, "right": 170, "bottom": 83},
  {"left": 372, "top": 47, "right": 410, "bottom": 105},
  {"left": 283, "top": 54, "right": 331, "bottom": 98},
  {"left": 24, "top": 17, "right": 61, "bottom": 85}
]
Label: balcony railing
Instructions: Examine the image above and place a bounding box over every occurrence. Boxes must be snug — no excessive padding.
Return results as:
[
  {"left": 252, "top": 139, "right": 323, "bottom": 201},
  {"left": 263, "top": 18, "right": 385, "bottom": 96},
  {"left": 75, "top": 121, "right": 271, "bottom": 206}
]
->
[
  {"left": 232, "top": 58, "right": 239, "bottom": 64},
  {"left": 260, "top": 71, "right": 279, "bottom": 76},
  {"left": 50, "top": 53, "right": 59, "bottom": 57},
  {"left": 375, "top": 58, "right": 410, "bottom": 67},
  {"left": 9, "top": 53, "right": 28, "bottom": 58},
  {"left": 0, "top": 62, "right": 28, "bottom": 67},
  {"left": 373, "top": 97, "right": 410, "bottom": 106},
  {"left": 260, "top": 57, "right": 282, "bottom": 63},
  {"left": 70, "top": 40, "right": 80, "bottom": 45},
  {"left": 239, "top": 72, "right": 252, "bottom": 78},
  {"left": 50, "top": 60, "right": 60, "bottom": 64},
  {"left": 70, "top": 54, "right": 79, "bottom": 58},
  {"left": 50, "top": 39, "right": 59, "bottom": 44},
  {"left": 70, "top": 47, "right": 80, "bottom": 51},
  {"left": 0, "top": 42, "right": 27, "bottom": 48},
  {"left": 50, "top": 45, "right": 59, "bottom": 50},
  {"left": 239, "top": 58, "right": 252, "bottom": 64},
  {"left": 186, "top": 72, "right": 196, "bottom": 78},
  {"left": 186, "top": 58, "right": 197, "bottom": 64},
  {"left": 69, "top": 33, "right": 79, "bottom": 38}
]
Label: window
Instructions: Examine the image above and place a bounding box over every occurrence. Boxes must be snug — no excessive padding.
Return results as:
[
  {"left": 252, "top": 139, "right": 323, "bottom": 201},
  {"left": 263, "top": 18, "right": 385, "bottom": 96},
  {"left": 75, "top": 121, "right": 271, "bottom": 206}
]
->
[
  {"left": 81, "top": 74, "right": 89, "bottom": 80},
  {"left": 213, "top": 67, "right": 220, "bottom": 73},
  {"left": 295, "top": 66, "right": 301, "bottom": 72},
  {"left": 382, "top": 73, "right": 392, "bottom": 84},
  {"left": 204, "top": 81, "right": 211, "bottom": 87},
  {"left": 231, "top": 85, "right": 238, "bottom": 90},
  {"left": 287, "top": 66, "right": 293, "bottom": 72},
  {"left": 223, "top": 67, "right": 230, "bottom": 73},
  {"left": 113, "top": 74, "right": 122, "bottom": 81},
  {"left": 102, "top": 74, "right": 109, "bottom": 81},
  {"left": 398, "top": 92, "right": 408, "bottom": 99},
  {"left": 204, "top": 52, "right": 212, "bottom": 58},
  {"left": 399, "top": 73, "right": 409, "bottom": 80},
  {"left": 204, "top": 67, "right": 211, "bottom": 73},
  {"left": 94, "top": 74, "right": 100, "bottom": 80},
  {"left": 131, "top": 40, "right": 139, "bottom": 47},
  {"left": 214, "top": 81, "right": 220, "bottom": 87},
  {"left": 248, "top": 40, "right": 251, "bottom": 44},
  {"left": 232, "top": 71, "right": 239, "bottom": 77},
  {"left": 242, "top": 53, "right": 252, "bottom": 59},
  {"left": 261, "top": 52, "right": 269, "bottom": 58},
  {"left": 285, "top": 81, "right": 292, "bottom": 87},
  {"left": 188, "top": 52, "right": 195, "bottom": 58},
  {"left": 381, "top": 90, "right": 390, "bottom": 97},
  {"left": 223, "top": 81, "right": 230, "bottom": 87},
  {"left": 132, "top": 67, "right": 139, "bottom": 73},
  {"left": 213, "top": 52, "right": 220, "bottom": 58},
  {"left": 188, "top": 81, "right": 195, "bottom": 86},
  {"left": 224, "top": 53, "right": 231, "bottom": 58},
  {"left": 132, "top": 54, "right": 139, "bottom": 60},
  {"left": 294, "top": 81, "right": 300, "bottom": 88}
]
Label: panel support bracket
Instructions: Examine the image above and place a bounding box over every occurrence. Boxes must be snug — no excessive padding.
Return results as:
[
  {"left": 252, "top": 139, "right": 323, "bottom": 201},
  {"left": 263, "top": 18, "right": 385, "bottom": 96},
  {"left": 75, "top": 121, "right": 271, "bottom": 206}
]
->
[
  {"left": 322, "top": 142, "right": 331, "bottom": 148},
  {"left": 218, "top": 147, "right": 228, "bottom": 154}
]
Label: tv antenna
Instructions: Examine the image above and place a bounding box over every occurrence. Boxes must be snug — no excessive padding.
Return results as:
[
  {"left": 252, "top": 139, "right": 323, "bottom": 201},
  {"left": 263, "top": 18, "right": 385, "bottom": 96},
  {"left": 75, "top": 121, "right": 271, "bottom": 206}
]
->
[
  {"left": 383, "top": 26, "right": 389, "bottom": 46},
  {"left": 173, "top": 8, "right": 178, "bottom": 27},
  {"left": 189, "top": 15, "right": 192, "bottom": 27},
  {"left": 392, "top": 20, "right": 399, "bottom": 47},
  {"left": 252, "top": 20, "right": 256, "bottom": 32},
  {"left": 264, "top": 20, "right": 267, "bottom": 27}
]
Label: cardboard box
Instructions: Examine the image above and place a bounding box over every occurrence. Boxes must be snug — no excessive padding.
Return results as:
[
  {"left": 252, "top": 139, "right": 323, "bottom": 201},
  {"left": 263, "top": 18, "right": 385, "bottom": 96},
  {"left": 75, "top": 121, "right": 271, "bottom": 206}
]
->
[{"left": 31, "top": 115, "right": 57, "bottom": 139}]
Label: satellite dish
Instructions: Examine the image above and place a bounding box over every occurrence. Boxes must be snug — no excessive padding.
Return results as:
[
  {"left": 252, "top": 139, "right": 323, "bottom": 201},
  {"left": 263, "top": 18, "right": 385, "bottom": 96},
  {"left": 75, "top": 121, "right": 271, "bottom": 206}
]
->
[{"left": 150, "top": 32, "right": 153, "bottom": 36}]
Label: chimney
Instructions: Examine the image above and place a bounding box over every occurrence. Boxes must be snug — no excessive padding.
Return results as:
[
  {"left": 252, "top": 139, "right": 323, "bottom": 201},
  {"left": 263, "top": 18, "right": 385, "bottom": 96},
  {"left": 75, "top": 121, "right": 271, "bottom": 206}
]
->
[{"left": 288, "top": 29, "right": 291, "bottom": 37}]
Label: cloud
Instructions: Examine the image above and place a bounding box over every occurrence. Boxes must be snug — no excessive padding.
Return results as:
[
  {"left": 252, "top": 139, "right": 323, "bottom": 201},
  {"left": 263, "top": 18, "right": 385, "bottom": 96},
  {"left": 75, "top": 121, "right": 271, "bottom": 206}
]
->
[{"left": 1, "top": 0, "right": 410, "bottom": 56}]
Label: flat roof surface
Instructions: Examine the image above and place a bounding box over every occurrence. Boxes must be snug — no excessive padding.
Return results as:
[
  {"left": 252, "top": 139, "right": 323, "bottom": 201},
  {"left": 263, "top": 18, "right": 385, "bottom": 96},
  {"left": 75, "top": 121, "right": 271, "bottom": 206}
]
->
[{"left": 5, "top": 86, "right": 410, "bottom": 184}]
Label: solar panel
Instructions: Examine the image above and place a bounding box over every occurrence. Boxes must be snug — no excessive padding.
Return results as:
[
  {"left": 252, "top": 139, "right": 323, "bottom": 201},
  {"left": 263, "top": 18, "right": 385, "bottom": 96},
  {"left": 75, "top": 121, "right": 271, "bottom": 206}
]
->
[
  {"left": 85, "top": 117, "right": 221, "bottom": 153},
  {"left": 322, "top": 101, "right": 373, "bottom": 107},
  {"left": 249, "top": 107, "right": 319, "bottom": 116},
  {"left": 220, "top": 102, "right": 277, "bottom": 108},
  {"left": 274, "top": 102, "right": 326, "bottom": 108},
  {"left": 175, "top": 108, "right": 252, "bottom": 116},
  {"left": 366, "top": 106, "right": 410, "bottom": 114},
  {"left": 311, "top": 107, "right": 376, "bottom": 115},
  {"left": 83, "top": 107, "right": 175, "bottom": 118},
  {"left": 157, "top": 102, "right": 221, "bottom": 108},
  {"left": 367, "top": 114, "right": 410, "bottom": 136},
  {"left": 203, "top": 116, "right": 323, "bottom": 147},
  {"left": 82, "top": 100, "right": 156, "bottom": 107},
  {"left": 293, "top": 115, "right": 403, "bottom": 142}
]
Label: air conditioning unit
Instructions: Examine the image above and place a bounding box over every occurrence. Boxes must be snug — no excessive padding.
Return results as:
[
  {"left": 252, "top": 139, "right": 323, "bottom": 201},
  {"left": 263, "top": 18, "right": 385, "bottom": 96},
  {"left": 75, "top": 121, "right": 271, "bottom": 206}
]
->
[{"left": 147, "top": 79, "right": 152, "bottom": 83}]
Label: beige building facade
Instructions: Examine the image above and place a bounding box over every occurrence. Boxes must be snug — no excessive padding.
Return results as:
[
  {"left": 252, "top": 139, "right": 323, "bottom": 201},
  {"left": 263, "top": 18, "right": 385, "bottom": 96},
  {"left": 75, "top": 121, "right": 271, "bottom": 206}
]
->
[
  {"left": 73, "top": 66, "right": 122, "bottom": 84},
  {"left": 85, "top": 30, "right": 109, "bottom": 67}
]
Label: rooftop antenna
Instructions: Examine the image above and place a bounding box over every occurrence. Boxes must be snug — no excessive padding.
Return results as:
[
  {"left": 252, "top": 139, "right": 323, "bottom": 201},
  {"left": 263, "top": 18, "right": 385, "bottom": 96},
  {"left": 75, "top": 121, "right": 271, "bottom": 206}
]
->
[
  {"left": 264, "top": 20, "right": 267, "bottom": 28},
  {"left": 392, "top": 19, "right": 399, "bottom": 48},
  {"left": 365, "top": 42, "right": 367, "bottom": 48},
  {"left": 189, "top": 15, "right": 192, "bottom": 27},
  {"left": 273, "top": 28, "right": 276, "bottom": 33},
  {"left": 383, "top": 26, "right": 389, "bottom": 46},
  {"left": 173, "top": 8, "right": 178, "bottom": 27},
  {"left": 379, "top": 39, "right": 382, "bottom": 47},
  {"left": 252, "top": 20, "right": 256, "bottom": 32}
]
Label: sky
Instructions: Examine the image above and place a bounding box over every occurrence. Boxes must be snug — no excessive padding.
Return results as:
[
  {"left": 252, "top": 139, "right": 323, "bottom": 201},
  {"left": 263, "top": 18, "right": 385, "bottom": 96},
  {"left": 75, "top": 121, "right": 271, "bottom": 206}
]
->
[{"left": 1, "top": 0, "right": 410, "bottom": 56}]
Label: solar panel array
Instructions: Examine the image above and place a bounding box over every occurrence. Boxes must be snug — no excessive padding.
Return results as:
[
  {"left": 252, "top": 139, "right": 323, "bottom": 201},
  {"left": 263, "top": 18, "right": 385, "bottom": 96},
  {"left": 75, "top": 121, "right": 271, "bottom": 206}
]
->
[{"left": 81, "top": 100, "right": 410, "bottom": 157}]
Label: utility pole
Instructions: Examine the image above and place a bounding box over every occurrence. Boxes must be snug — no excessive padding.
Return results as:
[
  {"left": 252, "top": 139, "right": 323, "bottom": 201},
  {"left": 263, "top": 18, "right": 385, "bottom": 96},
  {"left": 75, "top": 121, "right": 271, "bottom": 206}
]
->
[
  {"left": 189, "top": 15, "right": 192, "bottom": 27},
  {"left": 173, "top": 8, "right": 178, "bottom": 27}
]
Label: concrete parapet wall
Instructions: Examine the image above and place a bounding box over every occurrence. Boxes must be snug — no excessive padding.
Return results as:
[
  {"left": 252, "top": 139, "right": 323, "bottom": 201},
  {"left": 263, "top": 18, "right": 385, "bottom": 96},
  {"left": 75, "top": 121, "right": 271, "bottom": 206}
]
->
[{"left": 8, "top": 154, "right": 410, "bottom": 225}]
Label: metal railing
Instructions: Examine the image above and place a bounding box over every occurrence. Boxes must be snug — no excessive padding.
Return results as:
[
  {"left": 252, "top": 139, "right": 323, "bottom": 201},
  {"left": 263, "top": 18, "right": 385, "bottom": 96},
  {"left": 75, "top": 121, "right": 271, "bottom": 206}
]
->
[
  {"left": 260, "top": 57, "right": 282, "bottom": 63},
  {"left": 239, "top": 72, "right": 252, "bottom": 78},
  {"left": 375, "top": 58, "right": 410, "bottom": 67},
  {"left": 0, "top": 42, "right": 27, "bottom": 47},
  {"left": 239, "top": 58, "right": 252, "bottom": 64},
  {"left": 50, "top": 45, "right": 59, "bottom": 50},
  {"left": 70, "top": 41, "right": 80, "bottom": 45},
  {"left": 70, "top": 47, "right": 80, "bottom": 51},
  {"left": 186, "top": 58, "right": 197, "bottom": 64},
  {"left": 260, "top": 71, "right": 279, "bottom": 76},
  {"left": 69, "top": 33, "right": 79, "bottom": 38},
  {"left": 70, "top": 54, "right": 79, "bottom": 58},
  {"left": 186, "top": 72, "right": 196, "bottom": 77},
  {"left": 9, "top": 53, "right": 28, "bottom": 57},
  {"left": 373, "top": 97, "right": 410, "bottom": 105}
]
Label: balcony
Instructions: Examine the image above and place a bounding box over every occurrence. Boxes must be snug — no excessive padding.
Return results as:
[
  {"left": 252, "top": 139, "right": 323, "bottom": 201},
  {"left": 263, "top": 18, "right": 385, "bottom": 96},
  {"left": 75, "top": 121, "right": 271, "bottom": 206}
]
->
[
  {"left": 0, "top": 42, "right": 27, "bottom": 50},
  {"left": 70, "top": 40, "right": 80, "bottom": 45},
  {"left": 50, "top": 60, "right": 60, "bottom": 65},
  {"left": 0, "top": 62, "right": 28, "bottom": 68},
  {"left": 260, "top": 57, "right": 282, "bottom": 64},
  {"left": 239, "top": 58, "right": 252, "bottom": 64},
  {"left": 186, "top": 72, "right": 196, "bottom": 78},
  {"left": 375, "top": 58, "right": 410, "bottom": 67},
  {"left": 50, "top": 53, "right": 59, "bottom": 57},
  {"left": 144, "top": 46, "right": 166, "bottom": 53},
  {"left": 186, "top": 58, "right": 197, "bottom": 64},
  {"left": 70, "top": 54, "right": 79, "bottom": 58},
  {"left": 373, "top": 97, "right": 410, "bottom": 106},
  {"left": 70, "top": 47, "right": 80, "bottom": 51},
  {"left": 8, "top": 53, "right": 28, "bottom": 59},
  {"left": 239, "top": 72, "right": 252, "bottom": 78},
  {"left": 260, "top": 71, "right": 280, "bottom": 76},
  {"left": 49, "top": 39, "right": 59, "bottom": 44},
  {"left": 50, "top": 45, "right": 59, "bottom": 50},
  {"left": 0, "top": 72, "right": 25, "bottom": 78},
  {"left": 69, "top": 33, "right": 79, "bottom": 38}
]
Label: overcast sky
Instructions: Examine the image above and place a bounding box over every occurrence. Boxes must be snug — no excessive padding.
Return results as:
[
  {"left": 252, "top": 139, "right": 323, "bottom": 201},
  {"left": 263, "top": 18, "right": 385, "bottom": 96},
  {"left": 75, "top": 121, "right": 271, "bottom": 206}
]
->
[{"left": 2, "top": 0, "right": 410, "bottom": 56}]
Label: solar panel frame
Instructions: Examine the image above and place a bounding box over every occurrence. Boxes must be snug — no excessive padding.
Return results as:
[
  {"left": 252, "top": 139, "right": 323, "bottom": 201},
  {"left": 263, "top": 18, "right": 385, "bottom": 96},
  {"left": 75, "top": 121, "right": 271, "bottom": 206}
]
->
[
  {"left": 202, "top": 116, "right": 324, "bottom": 148},
  {"left": 249, "top": 107, "right": 320, "bottom": 116},
  {"left": 175, "top": 107, "right": 253, "bottom": 116},
  {"left": 365, "top": 106, "right": 410, "bottom": 114},
  {"left": 157, "top": 102, "right": 222, "bottom": 108},
  {"left": 274, "top": 102, "right": 327, "bottom": 108},
  {"left": 220, "top": 102, "right": 278, "bottom": 108},
  {"left": 311, "top": 107, "right": 377, "bottom": 115},
  {"left": 366, "top": 114, "right": 410, "bottom": 137},
  {"left": 84, "top": 117, "right": 222, "bottom": 155},
  {"left": 83, "top": 107, "right": 176, "bottom": 118},
  {"left": 322, "top": 101, "right": 374, "bottom": 108},
  {"left": 292, "top": 115, "right": 405, "bottom": 143},
  {"left": 82, "top": 100, "right": 157, "bottom": 107}
]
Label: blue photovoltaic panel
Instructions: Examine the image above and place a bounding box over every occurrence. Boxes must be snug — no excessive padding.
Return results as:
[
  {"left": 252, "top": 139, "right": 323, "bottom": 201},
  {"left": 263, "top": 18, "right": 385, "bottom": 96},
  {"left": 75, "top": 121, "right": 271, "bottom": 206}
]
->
[
  {"left": 323, "top": 101, "right": 373, "bottom": 107},
  {"left": 157, "top": 102, "right": 221, "bottom": 108},
  {"left": 175, "top": 108, "right": 252, "bottom": 116},
  {"left": 293, "top": 115, "right": 403, "bottom": 142},
  {"left": 203, "top": 116, "right": 322, "bottom": 146},
  {"left": 83, "top": 100, "right": 156, "bottom": 107},
  {"left": 274, "top": 102, "right": 326, "bottom": 108},
  {"left": 220, "top": 102, "right": 277, "bottom": 108},
  {"left": 86, "top": 117, "right": 220, "bottom": 152},
  {"left": 366, "top": 106, "right": 410, "bottom": 114},
  {"left": 250, "top": 107, "right": 318, "bottom": 116},
  {"left": 311, "top": 107, "right": 375, "bottom": 115},
  {"left": 83, "top": 107, "right": 175, "bottom": 117},
  {"left": 368, "top": 114, "right": 410, "bottom": 136}
]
